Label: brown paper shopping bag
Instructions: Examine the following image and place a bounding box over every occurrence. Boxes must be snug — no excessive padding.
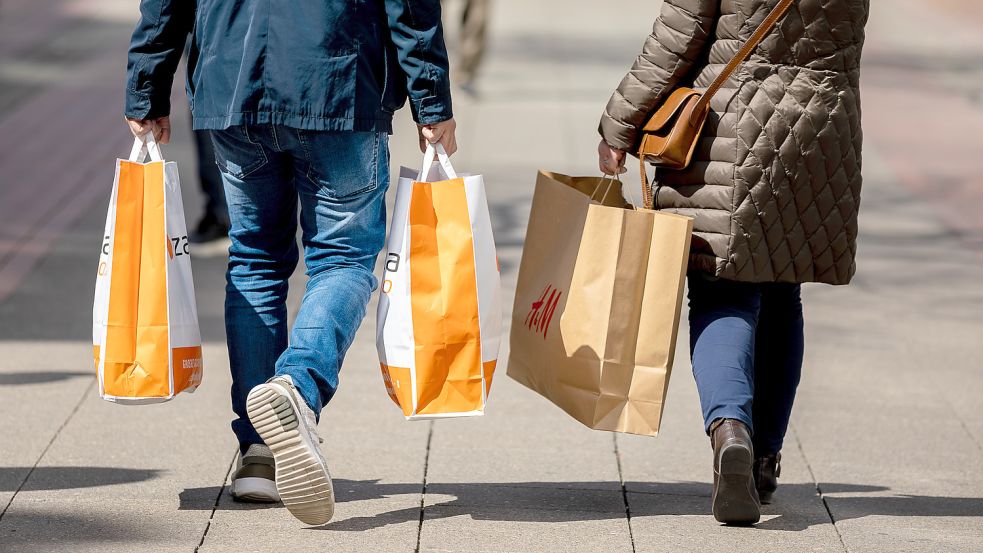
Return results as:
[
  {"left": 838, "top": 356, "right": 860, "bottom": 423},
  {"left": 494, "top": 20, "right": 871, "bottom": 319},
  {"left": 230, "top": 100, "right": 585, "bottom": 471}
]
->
[{"left": 507, "top": 171, "right": 692, "bottom": 436}]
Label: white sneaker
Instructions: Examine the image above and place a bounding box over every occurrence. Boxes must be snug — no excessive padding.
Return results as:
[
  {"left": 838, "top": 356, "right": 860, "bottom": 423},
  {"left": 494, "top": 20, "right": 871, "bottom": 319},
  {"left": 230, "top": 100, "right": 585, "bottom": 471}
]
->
[
  {"left": 246, "top": 375, "right": 334, "bottom": 525},
  {"left": 230, "top": 444, "right": 279, "bottom": 503}
]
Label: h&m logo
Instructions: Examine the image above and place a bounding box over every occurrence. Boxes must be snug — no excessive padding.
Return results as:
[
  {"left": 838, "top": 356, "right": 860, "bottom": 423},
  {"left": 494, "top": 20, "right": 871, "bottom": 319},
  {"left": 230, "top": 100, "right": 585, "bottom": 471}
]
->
[{"left": 525, "top": 284, "right": 561, "bottom": 339}]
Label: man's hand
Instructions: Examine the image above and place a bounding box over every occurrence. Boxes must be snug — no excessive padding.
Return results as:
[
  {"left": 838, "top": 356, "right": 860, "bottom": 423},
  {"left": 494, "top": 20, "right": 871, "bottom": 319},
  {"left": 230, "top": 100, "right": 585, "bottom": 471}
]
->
[
  {"left": 126, "top": 116, "right": 172, "bottom": 144},
  {"left": 598, "top": 139, "right": 626, "bottom": 175},
  {"left": 418, "top": 118, "right": 457, "bottom": 155}
]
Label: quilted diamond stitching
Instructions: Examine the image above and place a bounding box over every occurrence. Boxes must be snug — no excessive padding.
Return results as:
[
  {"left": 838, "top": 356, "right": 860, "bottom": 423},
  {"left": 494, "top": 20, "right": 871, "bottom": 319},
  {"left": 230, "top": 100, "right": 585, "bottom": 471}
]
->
[{"left": 648, "top": 0, "right": 866, "bottom": 284}]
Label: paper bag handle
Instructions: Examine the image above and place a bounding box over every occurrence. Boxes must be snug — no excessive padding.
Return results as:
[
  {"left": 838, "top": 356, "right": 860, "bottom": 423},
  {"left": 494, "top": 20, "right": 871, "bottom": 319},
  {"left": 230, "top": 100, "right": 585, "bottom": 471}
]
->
[
  {"left": 128, "top": 132, "right": 164, "bottom": 163},
  {"left": 590, "top": 175, "right": 621, "bottom": 204},
  {"left": 418, "top": 143, "right": 458, "bottom": 181}
]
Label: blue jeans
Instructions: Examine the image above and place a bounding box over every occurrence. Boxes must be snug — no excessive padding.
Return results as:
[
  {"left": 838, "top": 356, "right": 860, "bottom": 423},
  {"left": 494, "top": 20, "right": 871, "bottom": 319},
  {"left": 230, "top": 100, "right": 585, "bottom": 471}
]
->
[
  {"left": 210, "top": 125, "right": 389, "bottom": 452},
  {"left": 687, "top": 274, "right": 804, "bottom": 455}
]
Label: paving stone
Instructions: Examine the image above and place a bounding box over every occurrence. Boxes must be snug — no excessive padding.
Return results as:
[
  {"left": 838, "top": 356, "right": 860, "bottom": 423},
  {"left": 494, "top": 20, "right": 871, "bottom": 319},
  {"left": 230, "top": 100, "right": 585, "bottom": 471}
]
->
[
  {"left": 628, "top": 491, "right": 844, "bottom": 553},
  {"left": 0, "top": 498, "right": 209, "bottom": 553},
  {"left": 419, "top": 504, "right": 633, "bottom": 553},
  {"left": 424, "top": 483, "right": 625, "bottom": 513},
  {"left": 0, "top": 342, "right": 95, "bottom": 510},
  {"left": 199, "top": 485, "right": 422, "bottom": 553}
]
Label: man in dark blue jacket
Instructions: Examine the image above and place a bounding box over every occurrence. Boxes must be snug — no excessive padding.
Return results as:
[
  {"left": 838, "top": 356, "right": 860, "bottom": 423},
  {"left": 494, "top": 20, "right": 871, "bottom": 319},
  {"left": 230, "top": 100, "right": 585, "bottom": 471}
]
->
[{"left": 124, "top": 0, "right": 456, "bottom": 525}]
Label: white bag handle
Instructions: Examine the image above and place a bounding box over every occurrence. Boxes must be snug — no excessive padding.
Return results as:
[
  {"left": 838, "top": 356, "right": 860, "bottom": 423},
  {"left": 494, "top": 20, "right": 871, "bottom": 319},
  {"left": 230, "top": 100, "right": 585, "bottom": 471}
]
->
[
  {"left": 128, "top": 132, "right": 164, "bottom": 163},
  {"left": 417, "top": 142, "right": 458, "bottom": 181}
]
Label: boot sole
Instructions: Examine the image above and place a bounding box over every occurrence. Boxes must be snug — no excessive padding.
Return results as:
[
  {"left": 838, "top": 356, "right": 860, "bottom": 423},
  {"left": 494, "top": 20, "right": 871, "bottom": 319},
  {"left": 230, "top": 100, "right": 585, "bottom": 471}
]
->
[
  {"left": 713, "top": 442, "right": 761, "bottom": 525},
  {"left": 247, "top": 384, "right": 334, "bottom": 525}
]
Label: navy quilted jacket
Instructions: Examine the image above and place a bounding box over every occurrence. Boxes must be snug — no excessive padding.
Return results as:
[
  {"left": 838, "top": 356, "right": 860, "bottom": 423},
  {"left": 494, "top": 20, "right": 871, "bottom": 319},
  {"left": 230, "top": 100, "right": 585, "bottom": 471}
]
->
[{"left": 125, "top": 0, "right": 453, "bottom": 132}]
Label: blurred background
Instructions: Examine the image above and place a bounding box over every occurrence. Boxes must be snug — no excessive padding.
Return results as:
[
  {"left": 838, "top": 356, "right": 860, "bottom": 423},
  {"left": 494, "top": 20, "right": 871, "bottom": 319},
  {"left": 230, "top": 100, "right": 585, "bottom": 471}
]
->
[{"left": 1, "top": 1, "right": 982, "bottom": 552}]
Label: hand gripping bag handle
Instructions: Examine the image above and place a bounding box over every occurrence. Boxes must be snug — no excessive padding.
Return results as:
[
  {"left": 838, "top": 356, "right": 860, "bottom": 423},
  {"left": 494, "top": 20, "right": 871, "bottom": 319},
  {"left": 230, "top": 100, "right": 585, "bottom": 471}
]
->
[
  {"left": 128, "top": 132, "right": 164, "bottom": 163},
  {"left": 418, "top": 143, "right": 458, "bottom": 181}
]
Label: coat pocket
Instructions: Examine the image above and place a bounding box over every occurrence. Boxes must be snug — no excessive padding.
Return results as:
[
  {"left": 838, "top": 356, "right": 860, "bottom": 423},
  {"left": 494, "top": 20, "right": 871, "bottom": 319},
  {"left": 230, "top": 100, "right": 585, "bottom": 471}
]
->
[{"left": 268, "top": 53, "right": 357, "bottom": 124}]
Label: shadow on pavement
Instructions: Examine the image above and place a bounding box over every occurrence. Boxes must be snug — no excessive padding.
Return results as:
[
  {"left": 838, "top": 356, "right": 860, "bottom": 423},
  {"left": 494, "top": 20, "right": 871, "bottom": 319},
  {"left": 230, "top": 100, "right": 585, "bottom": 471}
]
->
[
  {"left": 0, "top": 371, "right": 91, "bottom": 385},
  {"left": 0, "top": 510, "right": 156, "bottom": 553},
  {"left": 177, "top": 479, "right": 983, "bottom": 532},
  {"left": 178, "top": 486, "right": 279, "bottom": 511},
  {"left": 0, "top": 467, "right": 161, "bottom": 491}
]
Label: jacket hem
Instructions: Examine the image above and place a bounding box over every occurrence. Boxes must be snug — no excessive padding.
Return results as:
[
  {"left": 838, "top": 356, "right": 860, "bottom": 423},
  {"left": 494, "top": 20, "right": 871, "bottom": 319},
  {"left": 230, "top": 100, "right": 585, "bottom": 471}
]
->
[
  {"left": 191, "top": 111, "right": 395, "bottom": 133},
  {"left": 687, "top": 252, "right": 853, "bottom": 286}
]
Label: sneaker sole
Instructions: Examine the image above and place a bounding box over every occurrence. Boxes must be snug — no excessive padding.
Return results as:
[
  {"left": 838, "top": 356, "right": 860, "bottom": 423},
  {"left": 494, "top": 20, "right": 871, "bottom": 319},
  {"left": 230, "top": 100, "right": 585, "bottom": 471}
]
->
[
  {"left": 246, "top": 384, "right": 334, "bottom": 525},
  {"left": 231, "top": 477, "right": 280, "bottom": 503},
  {"left": 712, "top": 442, "right": 761, "bottom": 525}
]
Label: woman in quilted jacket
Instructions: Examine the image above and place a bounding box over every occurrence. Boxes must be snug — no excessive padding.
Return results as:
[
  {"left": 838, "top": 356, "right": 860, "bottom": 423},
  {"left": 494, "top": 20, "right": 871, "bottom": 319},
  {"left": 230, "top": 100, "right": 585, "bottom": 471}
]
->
[{"left": 597, "top": 0, "right": 869, "bottom": 524}]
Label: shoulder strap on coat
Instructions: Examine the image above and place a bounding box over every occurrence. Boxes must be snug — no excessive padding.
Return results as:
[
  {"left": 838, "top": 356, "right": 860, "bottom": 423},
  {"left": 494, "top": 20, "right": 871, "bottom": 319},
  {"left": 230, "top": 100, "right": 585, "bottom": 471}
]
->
[{"left": 694, "top": 0, "right": 795, "bottom": 113}]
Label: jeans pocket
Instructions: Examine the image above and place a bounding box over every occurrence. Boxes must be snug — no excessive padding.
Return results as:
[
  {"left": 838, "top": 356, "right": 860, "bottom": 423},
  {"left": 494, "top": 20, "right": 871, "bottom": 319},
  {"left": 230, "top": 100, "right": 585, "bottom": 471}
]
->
[
  {"left": 210, "top": 126, "right": 269, "bottom": 179},
  {"left": 299, "top": 131, "right": 384, "bottom": 200}
]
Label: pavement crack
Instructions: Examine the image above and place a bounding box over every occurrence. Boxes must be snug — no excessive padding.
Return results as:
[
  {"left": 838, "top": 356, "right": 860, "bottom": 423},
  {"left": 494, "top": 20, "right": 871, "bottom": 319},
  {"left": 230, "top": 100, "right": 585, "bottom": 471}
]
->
[
  {"left": 954, "top": 416, "right": 983, "bottom": 453},
  {"left": 612, "top": 434, "right": 637, "bottom": 553},
  {"left": 936, "top": 381, "right": 983, "bottom": 454},
  {"left": 790, "top": 423, "right": 850, "bottom": 553},
  {"left": 194, "top": 449, "right": 237, "bottom": 553},
  {"left": 0, "top": 379, "right": 94, "bottom": 522},
  {"left": 414, "top": 420, "right": 435, "bottom": 553}
]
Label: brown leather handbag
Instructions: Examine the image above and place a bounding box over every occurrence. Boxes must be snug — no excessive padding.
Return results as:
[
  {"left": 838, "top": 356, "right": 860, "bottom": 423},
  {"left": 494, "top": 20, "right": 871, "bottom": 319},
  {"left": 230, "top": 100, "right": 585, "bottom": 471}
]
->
[{"left": 637, "top": 0, "right": 795, "bottom": 207}]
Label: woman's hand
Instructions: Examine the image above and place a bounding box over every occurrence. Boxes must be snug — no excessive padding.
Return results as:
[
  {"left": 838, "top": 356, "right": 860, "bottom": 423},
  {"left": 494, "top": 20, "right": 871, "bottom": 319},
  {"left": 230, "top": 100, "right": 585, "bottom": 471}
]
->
[
  {"left": 418, "top": 118, "right": 458, "bottom": 155},
  {"left": 598, "top": 139, "right": 626, "bottom": 175},
  {"left": 126, "top": 116, "right": 172, "bottom": 144}
]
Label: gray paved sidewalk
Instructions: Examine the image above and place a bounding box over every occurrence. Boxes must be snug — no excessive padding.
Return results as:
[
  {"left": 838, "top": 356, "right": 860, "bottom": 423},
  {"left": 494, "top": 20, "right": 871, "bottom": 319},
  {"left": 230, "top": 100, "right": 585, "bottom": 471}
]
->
[{"left": 1, "top": 1, "right": 982, "bottom": 552}]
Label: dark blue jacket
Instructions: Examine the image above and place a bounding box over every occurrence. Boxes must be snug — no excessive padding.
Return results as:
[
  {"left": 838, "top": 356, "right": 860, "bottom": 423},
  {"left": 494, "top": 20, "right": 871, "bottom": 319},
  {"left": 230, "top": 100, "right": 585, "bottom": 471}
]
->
[{"left": 125, "top": 0, "right": 453, "bottom": 132}]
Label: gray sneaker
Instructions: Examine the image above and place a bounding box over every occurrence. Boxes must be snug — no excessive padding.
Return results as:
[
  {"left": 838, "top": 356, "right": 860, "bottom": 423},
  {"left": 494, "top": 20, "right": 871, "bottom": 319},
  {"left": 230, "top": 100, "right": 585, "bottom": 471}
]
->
[
  {"left": 246, "top": 375, "right": 334, "bottom": 525},
  {"left": 230, "top": 444, "right": 279, "bottom": 503}
]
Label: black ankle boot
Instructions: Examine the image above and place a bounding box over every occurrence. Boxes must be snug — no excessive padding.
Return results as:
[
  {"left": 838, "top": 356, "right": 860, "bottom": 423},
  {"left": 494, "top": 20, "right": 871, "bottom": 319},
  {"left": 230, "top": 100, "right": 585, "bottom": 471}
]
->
[{"left": 753, "top": 452, "right": 781, "bottom": 505}]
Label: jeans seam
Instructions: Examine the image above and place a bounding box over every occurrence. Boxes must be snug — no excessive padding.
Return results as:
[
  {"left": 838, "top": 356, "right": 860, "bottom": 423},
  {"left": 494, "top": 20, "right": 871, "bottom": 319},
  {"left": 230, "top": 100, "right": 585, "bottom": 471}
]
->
[
  {"left": 271, "top": 125, "right": 285, "bottom": 152},
  {"left": 240, "top": 124, "right": 257, "bottom": 145},
  {"left": 297, "top": 130, "right": 321, "bottom": 187}
]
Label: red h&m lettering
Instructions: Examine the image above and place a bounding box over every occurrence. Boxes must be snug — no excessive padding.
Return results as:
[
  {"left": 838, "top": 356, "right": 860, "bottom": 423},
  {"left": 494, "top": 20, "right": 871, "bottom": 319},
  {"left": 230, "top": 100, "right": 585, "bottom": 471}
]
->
[{"left": 525, "top": 284, "right": 561, "bottom": 339}]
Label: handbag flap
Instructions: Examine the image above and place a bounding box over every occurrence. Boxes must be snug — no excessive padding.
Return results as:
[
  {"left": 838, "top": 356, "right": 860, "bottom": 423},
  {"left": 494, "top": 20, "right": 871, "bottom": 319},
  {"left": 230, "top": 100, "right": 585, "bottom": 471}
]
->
[{"left": 641, "top": 88, "right": 702, "bottom": 133}]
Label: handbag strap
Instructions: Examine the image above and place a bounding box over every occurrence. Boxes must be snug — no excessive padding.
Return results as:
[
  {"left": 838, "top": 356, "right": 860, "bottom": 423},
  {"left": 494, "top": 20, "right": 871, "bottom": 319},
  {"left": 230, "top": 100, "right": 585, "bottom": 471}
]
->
[
  {"left": 639, "top": 0, "right": 794, "bottom": 209},
  {"left": 694, "top": 0, "right": 795, "bottom": 114}
]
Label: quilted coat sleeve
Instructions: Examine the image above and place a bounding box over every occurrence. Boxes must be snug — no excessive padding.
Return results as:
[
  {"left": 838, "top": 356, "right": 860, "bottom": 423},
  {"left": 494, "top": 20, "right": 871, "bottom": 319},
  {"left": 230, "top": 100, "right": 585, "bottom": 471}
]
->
[{"left": 599, "top": 0, "right": 719, "bottom": 151}]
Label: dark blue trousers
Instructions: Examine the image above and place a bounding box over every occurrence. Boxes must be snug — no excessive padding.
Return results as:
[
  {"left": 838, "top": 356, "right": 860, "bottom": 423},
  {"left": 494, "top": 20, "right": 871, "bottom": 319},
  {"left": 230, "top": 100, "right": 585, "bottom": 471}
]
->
[{"left": 687, "top": 274, "right": 804, "bottom": 455}]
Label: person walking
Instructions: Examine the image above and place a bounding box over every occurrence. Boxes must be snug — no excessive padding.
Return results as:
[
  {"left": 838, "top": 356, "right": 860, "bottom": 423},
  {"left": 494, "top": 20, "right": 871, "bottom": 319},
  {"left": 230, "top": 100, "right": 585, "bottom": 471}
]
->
[
  {"left": 442, "top": 0, "right": 492, "bottom": 91},
  {"left": 123, "top": 0, "right": 457, "bottom": 525},
  {"left": 187, "top": 127, "right": 230, "bottom": 245},
  {"left": 597, "top": 0, "right": 869, "bottom": 525}
]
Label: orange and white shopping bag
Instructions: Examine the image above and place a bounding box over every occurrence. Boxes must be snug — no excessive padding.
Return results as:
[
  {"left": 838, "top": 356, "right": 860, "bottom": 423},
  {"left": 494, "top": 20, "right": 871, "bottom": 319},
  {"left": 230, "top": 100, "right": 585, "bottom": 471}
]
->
[
  {"left": 377, "top": 143, "right": 501, "bottom": 419},
  {"left": 92, "top": 133, "right": 203, "bottom": 404}
]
